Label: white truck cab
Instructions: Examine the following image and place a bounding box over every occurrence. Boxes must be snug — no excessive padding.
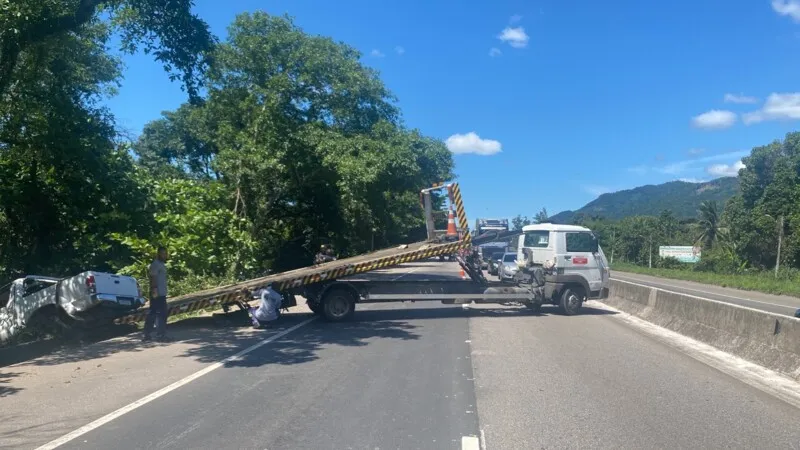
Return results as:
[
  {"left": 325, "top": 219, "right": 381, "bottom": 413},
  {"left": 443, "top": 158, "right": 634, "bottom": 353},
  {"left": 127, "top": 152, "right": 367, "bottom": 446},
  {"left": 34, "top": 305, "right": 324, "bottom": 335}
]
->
[{"left": 516, "top": 223, "right": 610, "bottom": 301}]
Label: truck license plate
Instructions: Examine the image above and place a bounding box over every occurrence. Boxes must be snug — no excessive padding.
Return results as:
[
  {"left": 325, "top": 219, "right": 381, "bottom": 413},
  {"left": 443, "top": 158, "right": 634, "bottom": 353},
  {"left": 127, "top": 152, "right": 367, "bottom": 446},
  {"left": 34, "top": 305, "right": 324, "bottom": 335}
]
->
[{"left": 118, "top": 299, "right": 132, "bottom": 306}]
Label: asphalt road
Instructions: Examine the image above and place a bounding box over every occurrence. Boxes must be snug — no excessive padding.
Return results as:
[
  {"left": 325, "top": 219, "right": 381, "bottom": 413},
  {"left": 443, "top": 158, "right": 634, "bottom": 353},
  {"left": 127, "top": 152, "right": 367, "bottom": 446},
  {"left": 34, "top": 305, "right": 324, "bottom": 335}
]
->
[
  {"left": 7, "top": 261, "right": 800, "bottom": 450},
  {"left": 612, "top": 271, "right": 800, "bottom": 316}
]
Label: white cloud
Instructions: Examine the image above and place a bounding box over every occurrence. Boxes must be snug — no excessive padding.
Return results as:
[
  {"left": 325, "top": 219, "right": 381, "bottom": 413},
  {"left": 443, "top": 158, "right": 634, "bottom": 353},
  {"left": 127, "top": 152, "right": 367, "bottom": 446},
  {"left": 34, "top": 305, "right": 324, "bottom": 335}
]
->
[
  {"left": 687, "top": 148, "right": 705, "bottom": 155},
  {"left": 706, "top": 160, "right": 746, "bottom": 177},
  {"left": 497, "top": 26, "right": 529, "bottom": 48},
  {"left": 723, "top": 93, "right": 759, "bottom": 104},
  {"left": 742, "top": 92, "right": 800, "bottom": 124},
  {"left": 772, "top": 0, "right": 800, "bottom": 22},
  {"left": 679, "top": 178, "right": 706, "bottom": 183},
  {"left": 370, "top": 49, "right": 385, "bottom": 57},
  {"left": 395, "top": 46, "right": 405, "bottom": 55},
  {"left": 445, "top": 132, "right": 502, "bottom": 155},
  {"left": 627, "top": 150, "right": 748, "bottom": 176},
  {"left": 489, "top": 47, "right": 502, "bottom": 57},
  {"left": 509, "top": 14, "right": 523, "bottom": 23},
  {"left": 691, "top": 109, "right": 737, "bottom": 129}
]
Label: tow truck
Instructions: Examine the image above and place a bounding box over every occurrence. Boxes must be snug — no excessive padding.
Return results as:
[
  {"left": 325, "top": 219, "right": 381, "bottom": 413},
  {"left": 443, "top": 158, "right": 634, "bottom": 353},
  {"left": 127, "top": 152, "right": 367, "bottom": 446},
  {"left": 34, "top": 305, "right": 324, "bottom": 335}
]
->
[{"left": 112, "top": 182, "right": 607, "bottom": 326}]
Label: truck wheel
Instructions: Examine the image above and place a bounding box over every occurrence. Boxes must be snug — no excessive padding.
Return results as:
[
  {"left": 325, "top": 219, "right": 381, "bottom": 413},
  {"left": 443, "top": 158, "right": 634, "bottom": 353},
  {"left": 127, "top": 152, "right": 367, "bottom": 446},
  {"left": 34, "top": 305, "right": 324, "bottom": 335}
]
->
[
  {"left": 559, "top": 287, "right": 583, "bottom": 316},
  {"left": 307, "top": 301, "right": 323, "bottom": 315},
  {"left": 322, "top": 289, "right": 356, "bottom": 322}
]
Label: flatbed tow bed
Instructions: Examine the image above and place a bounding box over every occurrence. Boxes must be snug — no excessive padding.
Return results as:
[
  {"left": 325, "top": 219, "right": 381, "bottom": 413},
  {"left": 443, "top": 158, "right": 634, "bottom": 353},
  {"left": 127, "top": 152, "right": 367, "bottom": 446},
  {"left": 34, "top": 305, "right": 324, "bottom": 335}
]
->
[
  {"left": 115, "top": 182, "right": 586, "bottom": 325},
  {"left": 115, "top": 183, "right": 475, "bottom": 324}
]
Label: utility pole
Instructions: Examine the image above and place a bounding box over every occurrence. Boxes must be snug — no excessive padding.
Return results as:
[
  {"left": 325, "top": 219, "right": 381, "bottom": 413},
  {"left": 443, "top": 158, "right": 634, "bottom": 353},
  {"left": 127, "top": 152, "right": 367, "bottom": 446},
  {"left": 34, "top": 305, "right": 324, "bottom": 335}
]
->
[
  {"left": 648, "top": 234, "right": 653, "bottom": 269},
  {"left": 776, "top": 215, "right": 784, "bottom": 278}
]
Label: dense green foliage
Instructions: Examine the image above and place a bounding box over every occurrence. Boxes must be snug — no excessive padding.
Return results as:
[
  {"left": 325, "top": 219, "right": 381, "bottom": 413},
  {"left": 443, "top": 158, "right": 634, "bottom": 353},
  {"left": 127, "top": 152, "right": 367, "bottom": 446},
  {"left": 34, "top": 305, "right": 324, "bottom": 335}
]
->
[
  {"left": 549, "top": 177, "right": 740, "bottom": 224},
  {"left": 574, "top": 133, "right": 800, "bottom": 286},
  {"left": 0, "top": 8, "right": 453, "bottom": 293}
]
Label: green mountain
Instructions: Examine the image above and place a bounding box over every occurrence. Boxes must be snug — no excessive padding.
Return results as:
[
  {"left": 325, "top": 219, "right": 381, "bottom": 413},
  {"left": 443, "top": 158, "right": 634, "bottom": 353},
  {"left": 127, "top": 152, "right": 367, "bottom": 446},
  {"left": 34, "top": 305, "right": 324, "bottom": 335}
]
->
[{"left": 549, "top": 177, "right": 740, "bottom": 223}]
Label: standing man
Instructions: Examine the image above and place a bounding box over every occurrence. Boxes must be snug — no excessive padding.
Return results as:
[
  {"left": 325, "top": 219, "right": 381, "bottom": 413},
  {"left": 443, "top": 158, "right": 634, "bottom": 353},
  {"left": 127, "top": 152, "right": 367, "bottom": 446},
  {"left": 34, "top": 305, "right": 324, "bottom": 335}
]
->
[{"left": 144, "top": 245, "right": 170, "bottom": 342}]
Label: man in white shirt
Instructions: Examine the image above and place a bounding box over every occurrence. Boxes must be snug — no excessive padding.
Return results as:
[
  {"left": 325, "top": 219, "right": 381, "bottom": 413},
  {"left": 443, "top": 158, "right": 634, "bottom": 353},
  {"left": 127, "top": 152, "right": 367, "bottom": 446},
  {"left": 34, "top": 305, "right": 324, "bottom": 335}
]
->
[
  {"left": 248, "top": 284, "right": 283, "bottom": 329},
  {"left": 144, "top": 246, "right": 170, "bottom": 342}
]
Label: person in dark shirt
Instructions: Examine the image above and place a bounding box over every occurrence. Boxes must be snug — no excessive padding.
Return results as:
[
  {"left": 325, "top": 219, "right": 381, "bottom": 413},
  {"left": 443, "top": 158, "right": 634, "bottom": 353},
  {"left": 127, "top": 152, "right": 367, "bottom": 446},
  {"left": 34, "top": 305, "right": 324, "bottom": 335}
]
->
[{"left": 314, "top": 245, "right": 337, "bottom": 265}]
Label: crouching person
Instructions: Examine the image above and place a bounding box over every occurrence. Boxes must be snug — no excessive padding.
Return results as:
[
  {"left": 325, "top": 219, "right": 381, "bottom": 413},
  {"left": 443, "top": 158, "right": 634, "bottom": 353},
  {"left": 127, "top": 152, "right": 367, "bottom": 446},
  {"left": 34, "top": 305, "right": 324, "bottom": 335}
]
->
[{"left": 247, "top": 284, "right": 283, "bottom": 329}]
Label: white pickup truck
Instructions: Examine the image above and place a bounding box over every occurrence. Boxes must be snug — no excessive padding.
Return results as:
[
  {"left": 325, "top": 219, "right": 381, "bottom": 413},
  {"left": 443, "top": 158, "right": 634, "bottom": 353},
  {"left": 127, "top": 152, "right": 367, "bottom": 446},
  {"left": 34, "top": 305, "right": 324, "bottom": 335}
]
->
[{"left": 0, "top": 271, "right": 146, "bottom": 343}]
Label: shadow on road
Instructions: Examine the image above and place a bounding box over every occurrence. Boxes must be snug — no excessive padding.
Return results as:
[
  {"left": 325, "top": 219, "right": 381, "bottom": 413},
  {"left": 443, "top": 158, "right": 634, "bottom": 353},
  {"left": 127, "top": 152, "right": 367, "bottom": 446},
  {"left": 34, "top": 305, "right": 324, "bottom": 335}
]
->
[
  {"left": 0, "top": 302, "right": 618, "bottom": 396},
  {"left": 184, "top": 310, "right": 427, "bottom": 368},
  {"left": 0, "top": 323, "right": 140, "bottom": 368},
  {"left": 0, "top": 371, "right": 22, "bottom": 397}
]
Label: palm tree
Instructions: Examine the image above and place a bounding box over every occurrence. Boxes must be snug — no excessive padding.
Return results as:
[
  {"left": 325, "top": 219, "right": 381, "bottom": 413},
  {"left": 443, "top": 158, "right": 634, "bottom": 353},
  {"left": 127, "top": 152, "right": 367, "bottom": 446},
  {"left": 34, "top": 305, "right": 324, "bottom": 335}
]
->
[{"left": 696, "top": 201, "right": 720, "bottom": 249}]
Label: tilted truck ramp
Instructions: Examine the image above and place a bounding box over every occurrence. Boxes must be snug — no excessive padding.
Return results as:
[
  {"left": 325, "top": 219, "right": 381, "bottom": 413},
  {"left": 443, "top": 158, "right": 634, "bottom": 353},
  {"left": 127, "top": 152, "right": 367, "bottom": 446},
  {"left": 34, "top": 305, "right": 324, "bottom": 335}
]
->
[{"left": 115, "top": 182, "right": 473, "bottom": 324}]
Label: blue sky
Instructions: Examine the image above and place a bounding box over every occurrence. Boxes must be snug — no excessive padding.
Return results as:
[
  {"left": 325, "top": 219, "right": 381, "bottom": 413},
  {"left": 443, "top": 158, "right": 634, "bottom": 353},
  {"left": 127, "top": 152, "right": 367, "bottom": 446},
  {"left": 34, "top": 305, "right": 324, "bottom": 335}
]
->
[{"left": 105, "top": 0, "right": 800, "bottom": 220}]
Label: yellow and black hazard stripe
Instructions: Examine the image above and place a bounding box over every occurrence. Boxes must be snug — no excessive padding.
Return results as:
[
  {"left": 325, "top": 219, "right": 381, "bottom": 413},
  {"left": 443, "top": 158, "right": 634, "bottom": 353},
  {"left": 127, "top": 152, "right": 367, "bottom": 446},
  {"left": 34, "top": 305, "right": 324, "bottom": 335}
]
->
[
  {"left": 274, "top": 239, "right": 468, "bottom": 291},
  {"left": 449, "top": 183, "right": 471, "bottom": 244}
]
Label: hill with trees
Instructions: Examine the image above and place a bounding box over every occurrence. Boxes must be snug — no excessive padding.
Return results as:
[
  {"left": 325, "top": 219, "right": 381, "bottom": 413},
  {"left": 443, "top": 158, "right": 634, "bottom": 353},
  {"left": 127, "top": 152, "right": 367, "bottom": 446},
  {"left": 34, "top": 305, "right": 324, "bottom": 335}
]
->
[{"left": 548, "top": 177, "right": 740, "bottom": 224}]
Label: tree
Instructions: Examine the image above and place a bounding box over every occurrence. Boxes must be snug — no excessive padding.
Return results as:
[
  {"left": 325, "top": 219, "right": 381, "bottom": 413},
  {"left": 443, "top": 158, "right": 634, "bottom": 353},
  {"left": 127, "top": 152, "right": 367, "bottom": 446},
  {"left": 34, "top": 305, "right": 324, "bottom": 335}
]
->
[
  {"left": 110, "top": 175, "right": 258, "bottom": 282},
  {"left": 534, "top": 208, "right": 549, "bottom": 224},
  {"left": 0, "top": 0, "right": 215, "bottom": 100},
  {"left": 131, "top": 12, "right": 454, "bottom": 272},
  {"left": 0, "top": 21, "right": 149, "bottom": 279},
  {"left": 696, "top": 201, "right": 720, "bottom": 249},
  {"left": 0, "top": 1, "right": 216, "bottom": 282},
  {"left": 134, "top": 104, "right": 220, "bottom": 179},
  {"left": 512, "top": 215, "right": 531, "bottom": 231}
]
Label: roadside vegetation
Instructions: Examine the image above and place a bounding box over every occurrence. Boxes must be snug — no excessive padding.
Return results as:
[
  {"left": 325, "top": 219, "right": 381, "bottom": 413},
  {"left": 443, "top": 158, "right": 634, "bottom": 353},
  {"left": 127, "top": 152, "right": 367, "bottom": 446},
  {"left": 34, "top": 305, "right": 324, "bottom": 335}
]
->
[
  {"left": 610, "top": 262, "right": 800, "bottom": 298},
  {"left": 521, "top": 131, "right": 800, "bottom": 298},
  {"left": 0, "top": 4, "right": 453, "bottom": 296}
]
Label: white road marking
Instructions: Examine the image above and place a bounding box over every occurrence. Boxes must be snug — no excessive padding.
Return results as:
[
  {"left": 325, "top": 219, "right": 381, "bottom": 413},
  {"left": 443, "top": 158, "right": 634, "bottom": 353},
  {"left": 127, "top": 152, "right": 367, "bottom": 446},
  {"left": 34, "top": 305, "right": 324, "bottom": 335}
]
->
[
  {"left": 612, "top": 276, "right": 797, "bottom": 311},
  {"left": 462, "top": 435, "right": 481, "bottom": 450},
  {"left": 35, "top": 317, "right": 317, "bottom": 450},
  {"left": 595, "top": 302, "right": 800, "bottom": 409},
  {"left": 612, "top": 277, "right": 798, "bottom": 315},
  {"left": 480, "top": 429, "right": 487, "bottom": 450}
]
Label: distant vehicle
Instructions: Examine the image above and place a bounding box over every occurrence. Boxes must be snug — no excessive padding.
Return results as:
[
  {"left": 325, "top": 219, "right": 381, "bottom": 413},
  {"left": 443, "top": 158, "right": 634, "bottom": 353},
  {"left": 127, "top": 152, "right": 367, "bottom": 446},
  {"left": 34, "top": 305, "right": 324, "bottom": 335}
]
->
[
  {"left": 487, "top": 252, "right": 505, "bottom": 275},
  {"left": 0, "top": 271, "right": 146, "bottom": 343},
  {"left": 479, "top": 243, "right": 507, "bottom": 269},
  {"left": 475, "top": 218, "right": 509, "bottom": 236},
  {"left": 497, "top": 252, "right": 519, "bottom": 281}
]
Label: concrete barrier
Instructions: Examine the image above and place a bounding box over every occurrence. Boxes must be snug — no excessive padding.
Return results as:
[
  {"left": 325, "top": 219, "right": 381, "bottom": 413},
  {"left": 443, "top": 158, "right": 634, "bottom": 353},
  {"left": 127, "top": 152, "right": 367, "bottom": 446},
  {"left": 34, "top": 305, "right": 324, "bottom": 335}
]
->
[{"left": 605, "top": 279, "right": 800, "bottom": 383}]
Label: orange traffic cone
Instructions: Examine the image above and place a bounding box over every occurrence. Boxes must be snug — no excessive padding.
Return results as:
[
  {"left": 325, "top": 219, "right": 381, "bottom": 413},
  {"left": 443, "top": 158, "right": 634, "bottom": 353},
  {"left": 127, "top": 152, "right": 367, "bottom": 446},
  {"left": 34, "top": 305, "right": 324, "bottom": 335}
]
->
[
  {"left": 460, "top": 267, "right": 468, "bottom": 280},
  {"left": 445, "top": 208, "right": 458, "bottom": 239}
]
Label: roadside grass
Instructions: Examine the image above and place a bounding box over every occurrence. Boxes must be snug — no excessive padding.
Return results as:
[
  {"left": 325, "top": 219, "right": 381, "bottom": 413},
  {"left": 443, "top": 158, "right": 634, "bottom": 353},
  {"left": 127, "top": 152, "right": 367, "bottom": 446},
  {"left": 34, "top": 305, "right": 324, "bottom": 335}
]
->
[{"left": 611, "top": 262, "right": 800, "bottom": 297}]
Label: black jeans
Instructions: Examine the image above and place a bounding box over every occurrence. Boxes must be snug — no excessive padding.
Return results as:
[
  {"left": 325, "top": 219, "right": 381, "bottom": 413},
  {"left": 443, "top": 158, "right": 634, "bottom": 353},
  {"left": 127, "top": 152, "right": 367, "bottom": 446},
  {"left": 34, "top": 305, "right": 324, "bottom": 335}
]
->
[{"left": 144, "top": 295, "right": 167, "bottom": 338}]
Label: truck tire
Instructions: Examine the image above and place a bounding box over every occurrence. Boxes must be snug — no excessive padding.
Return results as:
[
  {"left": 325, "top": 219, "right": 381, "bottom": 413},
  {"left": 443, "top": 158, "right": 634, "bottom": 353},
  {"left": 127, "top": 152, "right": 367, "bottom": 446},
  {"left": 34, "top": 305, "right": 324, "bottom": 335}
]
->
[
  {"left": 559, "top": 287, "right": 583, "bottom": 316},
  {"left": 307, "top": 301, "right": 323, "bottom": 315},
  {"left": 322, "top": 289, "right": 356, "bottom": 322}
]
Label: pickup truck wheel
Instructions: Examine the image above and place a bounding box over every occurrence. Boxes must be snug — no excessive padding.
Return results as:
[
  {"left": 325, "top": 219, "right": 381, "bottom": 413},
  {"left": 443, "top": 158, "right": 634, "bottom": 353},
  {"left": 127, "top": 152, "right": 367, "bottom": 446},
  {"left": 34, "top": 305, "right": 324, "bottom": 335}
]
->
[
  {"left": 322, "top": 289, "right": 356, "bottom": 322},
  {"left": 559, "top": 287, "right": 583, "bottom": 316}
]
